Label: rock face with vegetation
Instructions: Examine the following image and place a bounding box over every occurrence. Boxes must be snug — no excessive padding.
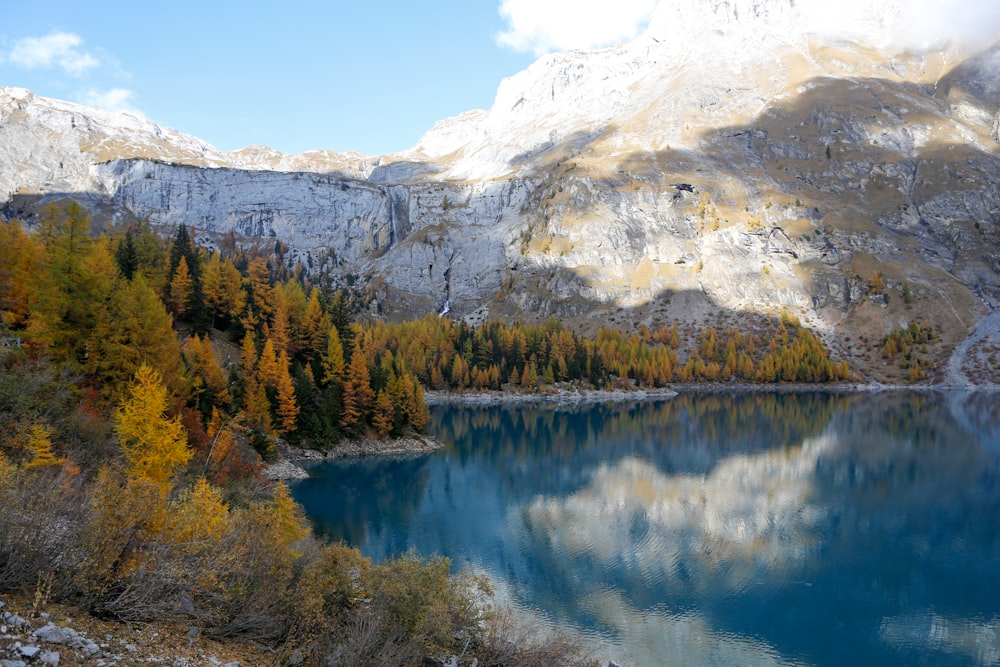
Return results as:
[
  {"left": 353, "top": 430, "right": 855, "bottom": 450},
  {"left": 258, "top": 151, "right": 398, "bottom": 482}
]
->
[{"left": 2, "top": 0, "right": 1000, "bottom": 382}]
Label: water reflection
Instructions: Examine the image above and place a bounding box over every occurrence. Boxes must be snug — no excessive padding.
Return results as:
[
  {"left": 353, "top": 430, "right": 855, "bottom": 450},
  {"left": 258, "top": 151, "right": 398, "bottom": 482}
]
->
[{"left": 294, "top": 391, "right": 1000, "bottom": 666}]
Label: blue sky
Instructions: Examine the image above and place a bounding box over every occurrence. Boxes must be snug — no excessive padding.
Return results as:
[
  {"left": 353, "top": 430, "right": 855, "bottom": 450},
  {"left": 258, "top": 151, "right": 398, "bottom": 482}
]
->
[{"left": 0, "top": 1, "right": 659, "bottom": 156}]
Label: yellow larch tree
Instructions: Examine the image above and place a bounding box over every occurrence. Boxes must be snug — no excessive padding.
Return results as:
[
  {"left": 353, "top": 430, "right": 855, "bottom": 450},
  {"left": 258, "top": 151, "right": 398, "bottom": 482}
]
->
[
  {"left": 168, "top": 255, "right": 194, "bottom": 318},
  {"left": 371, "top": 390, "right": 396, "bottom": 438},
  {"left": 275, "top": 350, "right": 299, "bottom": 434},
  {"left": 202, "top": 252, "right": 246, "bottom": 328},
  {"left": 114, "top": 364, "right": 191, "bottom": 493},
  {"left": 300, "top": 287, "right": 328, "bottom": 360},
  {"left": 257, "top": 337, "right": 281, "bottom": 389},
  {"left": 340, "top": 341, "right": 374, "bottom": 430},
  {"left": 265, "top": 285, "right": 292, "bottom": 356},
  {"left": 24, "top": 422, "right": 64, "bottom": 469},
  {"left": 321, "top": 326, "right": 345, "bottom": 386}
]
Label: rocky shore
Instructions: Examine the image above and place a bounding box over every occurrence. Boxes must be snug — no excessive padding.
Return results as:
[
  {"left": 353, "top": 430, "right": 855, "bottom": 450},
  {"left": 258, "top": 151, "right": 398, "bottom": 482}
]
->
[
  {"left": 263, "top": 380, "right": 989, "bottom": 481},
  {"left": 264, "top": 434, "right": 446, "bottom": 480},
  {"left": 423, "top": 386, "right": 679, "bottom": 405},
  {"left": 0, "top": 595, "right": 267, "bottom": 666}
]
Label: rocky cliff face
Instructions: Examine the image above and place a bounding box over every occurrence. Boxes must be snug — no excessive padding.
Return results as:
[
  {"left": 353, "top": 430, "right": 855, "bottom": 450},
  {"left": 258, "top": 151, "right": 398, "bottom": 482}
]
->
[{"left": 2, "top": 0, "right": 999, "bottom": 381}]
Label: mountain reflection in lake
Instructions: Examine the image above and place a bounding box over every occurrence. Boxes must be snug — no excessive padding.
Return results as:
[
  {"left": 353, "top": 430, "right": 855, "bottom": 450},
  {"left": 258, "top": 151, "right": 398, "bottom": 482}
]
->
[{"left": 293, "top": 391, "right": 1000, "bottom": 667}]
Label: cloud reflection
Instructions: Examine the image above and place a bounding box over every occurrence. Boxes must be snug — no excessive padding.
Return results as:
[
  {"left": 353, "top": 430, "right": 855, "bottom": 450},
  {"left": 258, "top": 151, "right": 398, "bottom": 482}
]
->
[{"left": 524, "top": 436, "right": 834, "bottom": 591}]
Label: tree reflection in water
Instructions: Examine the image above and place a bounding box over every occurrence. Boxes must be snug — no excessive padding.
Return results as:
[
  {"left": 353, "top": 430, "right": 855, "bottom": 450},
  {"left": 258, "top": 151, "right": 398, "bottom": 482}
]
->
[{"left": 294, "top": 391, "right": 1000, "bottom": 667}]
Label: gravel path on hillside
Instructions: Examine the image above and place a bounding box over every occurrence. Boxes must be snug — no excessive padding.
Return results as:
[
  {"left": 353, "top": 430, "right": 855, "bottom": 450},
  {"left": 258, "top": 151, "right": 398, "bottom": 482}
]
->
[{"left": 943, "top": 309, "right": 1000, "bottom": 387}]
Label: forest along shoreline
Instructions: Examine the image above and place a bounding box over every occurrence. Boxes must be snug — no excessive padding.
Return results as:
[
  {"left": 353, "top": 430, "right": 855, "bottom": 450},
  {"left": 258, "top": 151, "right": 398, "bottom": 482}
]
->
[
  {"left": 263, "top": 382, "right": 901, "bottom": 480},
  {"left": 265, "top": 379, "right": 997, "bottom": 479},
  {"left": 264, "top": 386, "right": 683, "bottom": 479}
]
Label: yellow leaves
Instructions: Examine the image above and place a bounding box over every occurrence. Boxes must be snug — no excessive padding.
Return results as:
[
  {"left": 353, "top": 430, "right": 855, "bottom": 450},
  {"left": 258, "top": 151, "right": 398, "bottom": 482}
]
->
[
  {"left": 275, "top": 350, "right": 299, "bottom": 434},
  {"left": 91, "top": 273, "right": 186, "bottom": 402},
  {"left": 163, "top": 478, "right": 228, "bottom": 550},
  {"left": 114, "top": 364, "right": 190, "bottom": 493},
  {"left": 270, "top": 481, "right": 309, "bottom": 550},
  {"left": 340, "top": 342, "right": 374, "bottom": 430},
  {"left": 257, "top": 338, "right": 280, "bottom": 389},
  {"left": 371, "top": 390, "right": 395, "bottom": 438},
  {"left": 23, "top": 423, "right": 64, "bottom": 470},
  {"left": 202, "top": 252, "right": 245, "bottom": 325},
  {"left": 321, "top": 326, "right": 345, "bottom": 385},
  {"left": 0, "top": 219, "right": 44, "bottom": 329},
  {"left": 183, "top": 334, "right": 231, "bottom": 406},
  {"left": 167, "top": 255, "right": 193, "bottom": 317},
  {"left": 79, "top": 466, "right": 166, "bottom": 589}
]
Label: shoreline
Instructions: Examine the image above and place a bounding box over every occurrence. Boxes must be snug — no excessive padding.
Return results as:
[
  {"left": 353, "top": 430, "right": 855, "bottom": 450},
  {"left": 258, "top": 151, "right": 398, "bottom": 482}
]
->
[
  {"left": 423, "top": 386, "right": 681, "bottom": 405},
  {"left": 265, "top": 433, "right": 447, "bottom": 480},
  {"left": 423, "top": 381, "right": 997, "bottom": 404},
  {"left": 265, "top": 381, "right": 995, "bottom": 479}
]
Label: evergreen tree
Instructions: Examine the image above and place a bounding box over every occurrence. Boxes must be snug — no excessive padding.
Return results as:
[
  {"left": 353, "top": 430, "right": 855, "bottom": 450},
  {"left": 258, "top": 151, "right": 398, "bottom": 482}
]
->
[{"left": 114, "top": 231, "right": 140, "bottom": 280}]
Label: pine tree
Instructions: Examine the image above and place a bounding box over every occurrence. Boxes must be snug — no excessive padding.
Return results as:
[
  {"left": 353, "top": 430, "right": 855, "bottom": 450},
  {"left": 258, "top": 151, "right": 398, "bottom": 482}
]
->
[
  {"left": 114, "top": 231, "right": 139, "bottom": 281},
  {"left": 0, "top": 219, "right": 44, "bottom": 329},
  {"left": 202, "top": 252, "right": 246, "bottom": 329},
  {"left": 243, "top": 257, "right": 273, "bottom": 329}
]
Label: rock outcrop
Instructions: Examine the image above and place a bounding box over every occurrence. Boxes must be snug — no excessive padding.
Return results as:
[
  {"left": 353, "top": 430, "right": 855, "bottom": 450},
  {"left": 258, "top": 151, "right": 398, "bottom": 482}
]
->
[{"left": 2, "top": 0, "right": 999, "bottom": 379}]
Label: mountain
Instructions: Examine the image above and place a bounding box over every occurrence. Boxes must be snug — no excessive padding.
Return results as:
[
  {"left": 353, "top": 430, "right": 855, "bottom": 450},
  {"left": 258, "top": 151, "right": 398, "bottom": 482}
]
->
[{"left": 2, "top": 0, "right": 999, "bottom": 383}]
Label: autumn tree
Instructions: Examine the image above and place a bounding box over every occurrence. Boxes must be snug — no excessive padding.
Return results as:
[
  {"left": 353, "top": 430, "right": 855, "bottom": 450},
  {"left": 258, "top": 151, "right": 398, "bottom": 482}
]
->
[
  {"left": 202, "top": 252, "right": 246, "bottom": 330},
  {"left": 0, "top": 220, "right": 44, "bottom": 329},
  {"left": 371, "top": 390, "right": 396, "bottom": 438},
  {"left": 240, "top": 332, "right": 273, "bottom": 435},
  {"left": 165, "top": 224, "right": 208, "bottom": 332},
  {"left": 275, "top": 350, "right": 299, "bottom": 434},
  {"left": 300, "top": 287, "right": 328, "bottom": 360},
  {"left": 23, "top": 422, "right": 64, "bottom": 469},
  {"left": 243, "top": 257, "right": 273, "bottom": 331},
  {"left": 28, "top": 201, "right": 105, "bottom": 359},
  {"left": 114, "top": 364, "right": 191, "bottom": 492},
  {"left": 265, "top": 285, "right": 292, "bottom": 356},
  {"left": 90, "top": 273, "right": 186, "bottom": 402},
  {"left": 168, "top": 255, "right": 194, "bottom": 318},
  {"left": 340, "top": 338, "right": 374, "bottom": 431},
  {"left": 321, "top": 326, "right": 346, "bottom": 386},
  {"left": 183, "top": 334, "right": 232, "bottom": 417}
]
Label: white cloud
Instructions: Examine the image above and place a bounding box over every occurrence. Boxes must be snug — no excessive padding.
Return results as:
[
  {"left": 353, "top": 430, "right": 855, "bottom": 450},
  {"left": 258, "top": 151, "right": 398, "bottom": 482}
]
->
[
  {"left": 893, "top": 0, "right": 1000, "bottom": 48},
  {"left": 6, "top": 31, "right": 100, "bottom": 76},
  {"left": 78, "top": 88, "right": 144, "bottom": 117},
  {"left": 497, "top": 0, "right": 657, "bottom": 54},
  {"left": 498, "top": 0, "right": 1000, "bottom": 56}
]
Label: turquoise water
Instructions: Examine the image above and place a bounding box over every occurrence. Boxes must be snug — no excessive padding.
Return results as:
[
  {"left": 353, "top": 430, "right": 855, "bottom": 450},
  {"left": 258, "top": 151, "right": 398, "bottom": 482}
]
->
[{"left": 293, "top": 391, "right": 1000, "bottom": 666}]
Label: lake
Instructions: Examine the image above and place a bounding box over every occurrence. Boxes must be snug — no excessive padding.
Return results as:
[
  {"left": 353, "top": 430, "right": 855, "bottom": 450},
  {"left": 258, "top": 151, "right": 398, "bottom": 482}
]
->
[{"left": 293, "top": 391, "right": 1000, "bottom": 666}]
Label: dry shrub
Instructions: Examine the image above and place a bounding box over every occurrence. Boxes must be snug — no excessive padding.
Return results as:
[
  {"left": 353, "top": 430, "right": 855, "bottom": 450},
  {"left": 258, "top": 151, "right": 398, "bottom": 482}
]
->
[
  {"left": 0, "top": 457, "right": 85, "bottom": 595},
  {"left": 475, "top": 606, "right": 601, "bottom": 667},
  {"left": 73, "top": 467, "right": 168, "bottom": 615},
  {"left": 319, "top": 604, "right": 419, "bottom": 667}
]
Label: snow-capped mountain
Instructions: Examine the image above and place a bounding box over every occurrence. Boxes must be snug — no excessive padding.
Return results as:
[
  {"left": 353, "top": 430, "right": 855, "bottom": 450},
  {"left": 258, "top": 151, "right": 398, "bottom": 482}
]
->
[{"left": 2, "top": 0, "right": 999, "bottom": 382}]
